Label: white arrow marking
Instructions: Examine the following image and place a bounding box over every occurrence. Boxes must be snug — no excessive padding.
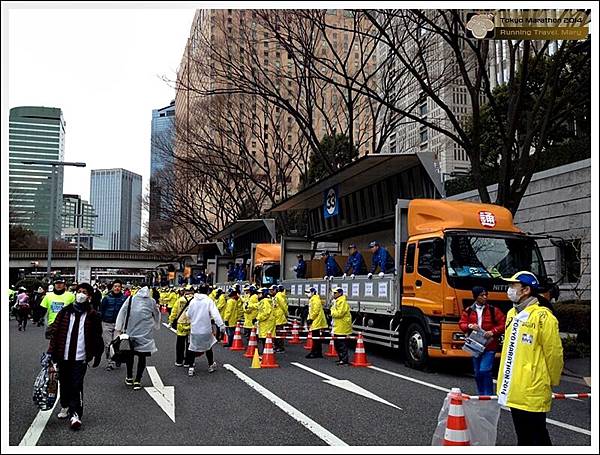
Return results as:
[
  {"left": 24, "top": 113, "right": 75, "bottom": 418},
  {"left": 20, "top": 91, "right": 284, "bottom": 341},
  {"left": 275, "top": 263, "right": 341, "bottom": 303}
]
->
[
  {"left": 144, "top": 366, "right": 175, "bottom": 422},
  {"left": 291, "top": 362, "right": 401, "bottom": 410}
]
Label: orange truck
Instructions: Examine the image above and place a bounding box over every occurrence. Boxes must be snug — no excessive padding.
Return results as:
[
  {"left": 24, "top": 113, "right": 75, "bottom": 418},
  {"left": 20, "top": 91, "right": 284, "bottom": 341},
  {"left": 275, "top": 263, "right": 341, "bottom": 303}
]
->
[{"left": 282, "top": 198, "right": 555, "bottom": 369}]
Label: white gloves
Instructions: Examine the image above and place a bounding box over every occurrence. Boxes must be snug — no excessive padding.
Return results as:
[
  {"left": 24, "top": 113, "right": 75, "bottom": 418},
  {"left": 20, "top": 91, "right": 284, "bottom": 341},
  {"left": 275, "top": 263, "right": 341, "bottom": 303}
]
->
[
  {"left": 378, "top": 272, "right": 385, "bottom": 278},
  {"left": 350, "top": 274, "right": 355, "bottom": 279},
  {"left": 367, "top": 273, "right": 373, "bottom": 279},
  {"left": 323, "top": 276, "right": 328, "bottom": 280},
  {"left": 342, "top": 273, "right": 347, "bottom": 279},
  {"left": 293, "top": 266, "right": 297, "bottom": 271}
]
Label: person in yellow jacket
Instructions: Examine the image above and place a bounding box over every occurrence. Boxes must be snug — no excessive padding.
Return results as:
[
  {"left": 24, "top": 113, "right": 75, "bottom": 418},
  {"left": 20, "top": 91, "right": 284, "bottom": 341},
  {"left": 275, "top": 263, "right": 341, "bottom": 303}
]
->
[
  {"left": 214, "top": 289, "right": 227, "bottom": 340},
  {"left": 330, "top": 287, "right": 352, "bottom": 365},
  {"left": 256, "top": 288, "right": 276, "bottom": 350},
  {"left": 208, "top": 287, "right": 218, "bottom": 303},
  {"left": 168, "top": 285, "right": 195, "bottom": 367},
  {"left": 242, "top": 286, "right": 259, "bottom": 340},
  {"left": 269, "top": 285, "right": 288, "bottom": 352},
  {"left": 497, "top": 271, "right": 563, "bottom": 446},
  {"left": 306, "top": 287, "right": 327, "bottom": 359},
  {"left": 222, "top": 289, "right": 240, "bottom": 347}
]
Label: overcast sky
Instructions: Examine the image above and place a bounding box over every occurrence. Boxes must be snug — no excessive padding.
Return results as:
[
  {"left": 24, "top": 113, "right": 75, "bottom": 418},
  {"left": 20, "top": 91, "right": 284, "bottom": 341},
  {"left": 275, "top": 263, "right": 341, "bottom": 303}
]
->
[{"left": 7, "top": 6, "right": 195, "bottom": 203}]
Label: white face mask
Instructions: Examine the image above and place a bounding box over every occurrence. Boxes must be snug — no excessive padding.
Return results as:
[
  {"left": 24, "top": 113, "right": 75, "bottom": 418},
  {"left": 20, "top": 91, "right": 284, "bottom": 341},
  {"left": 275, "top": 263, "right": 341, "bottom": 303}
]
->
[
  {"left": 507, "top": 287, "right": 520, "bottom": 303},
  {"left": 76, "top": 293, "right": 88, "bottom": 303}
]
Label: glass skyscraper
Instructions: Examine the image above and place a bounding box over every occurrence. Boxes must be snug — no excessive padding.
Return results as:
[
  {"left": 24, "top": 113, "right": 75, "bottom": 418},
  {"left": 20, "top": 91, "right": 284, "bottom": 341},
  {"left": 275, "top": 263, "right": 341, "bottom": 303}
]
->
[
  {"left": 90, "top": 169, "right": 142, "bottom": 250},
  {"left": 149, "top": 100, "right": 175, "bottom": 241},
  {"left": 9, "top": 106, "right": 66, "bottom": 238}
]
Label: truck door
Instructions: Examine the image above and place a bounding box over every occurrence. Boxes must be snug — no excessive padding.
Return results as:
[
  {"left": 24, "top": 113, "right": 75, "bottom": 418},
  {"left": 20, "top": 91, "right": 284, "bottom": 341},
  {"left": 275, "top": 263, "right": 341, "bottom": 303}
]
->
[{"left": 415, "top": 238, "right": 445, "bottom": 315}]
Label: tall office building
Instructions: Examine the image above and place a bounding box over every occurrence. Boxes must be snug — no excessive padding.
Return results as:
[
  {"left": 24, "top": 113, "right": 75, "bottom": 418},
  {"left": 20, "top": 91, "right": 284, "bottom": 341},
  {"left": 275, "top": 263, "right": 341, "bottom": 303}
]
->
[
  {"left": 9, "top": 106, "right": 66, "bottom": 238},
  {"left": 62, "top": 194, "right": 96, "bottom": 232},
  {"left": 90, "top": 169, "right": 142, "bottom": 250},
  {"left": 149, "top": 100, "right": 175, "bottom": 241}
]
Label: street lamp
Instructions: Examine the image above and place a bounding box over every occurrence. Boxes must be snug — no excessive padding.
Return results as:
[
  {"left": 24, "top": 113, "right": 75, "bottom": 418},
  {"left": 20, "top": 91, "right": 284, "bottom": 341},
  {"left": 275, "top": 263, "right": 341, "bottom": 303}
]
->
[{"left": 20, "top": 160, "right": 86, "bottom": 280}]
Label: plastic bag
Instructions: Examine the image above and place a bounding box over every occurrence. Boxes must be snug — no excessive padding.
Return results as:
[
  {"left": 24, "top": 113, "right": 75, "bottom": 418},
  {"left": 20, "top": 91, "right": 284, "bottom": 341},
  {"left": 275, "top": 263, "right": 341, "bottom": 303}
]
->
[
  {"left": 32, "top": 353, "right": 58, "bottom": 411},
  {"left": 431, "top": 391, "right": 501, "bottom": 446}
]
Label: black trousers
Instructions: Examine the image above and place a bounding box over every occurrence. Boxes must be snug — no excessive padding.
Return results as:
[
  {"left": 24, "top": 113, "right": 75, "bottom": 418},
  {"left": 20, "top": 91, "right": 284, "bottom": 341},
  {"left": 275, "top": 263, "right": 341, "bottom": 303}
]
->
[
  {"left": 275, "top": 325, "right": 285, "bottom": 350},
  {"left": 510, "top": 407, "right": 552, "bottom": 445},
  {"left": 334, "top": 337, "right": 349, "bottom": 363},
  {"left": 310, "top": 330, "right": 322, "bottom": 355},
  {"left": 125, "top": 351, "right": 150, "bottom": 382},
  {"left": 175, "top": 335, "right": 192, "bottom": 365},
  {"left": 57, "top": 360, "right": 87, "bottom": 418},
  {"left": 189, "top": 348, "right": 213, "bottom": 366}
]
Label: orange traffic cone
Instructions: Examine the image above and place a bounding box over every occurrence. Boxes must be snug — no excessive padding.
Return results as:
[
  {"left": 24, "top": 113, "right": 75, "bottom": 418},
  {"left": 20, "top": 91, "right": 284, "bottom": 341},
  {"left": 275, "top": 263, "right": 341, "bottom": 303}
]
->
[
  {"left": 443, "top": 388, "right": 470, "bottom": 446},
  {"left": 260, "top": 333, "right": 279, "bottom": 368},
  {"left": 221, "top": 329, "right": 229, "bottom": 346},
  {"left": 325, "top": 339, "right": 338, "bottom": 357},
  {"left": 303, "top": 330, "right": 313, "bottom": 350},
  {"left": 230, "top": 323, "right": 245, "bottom": 351},
  {"left": 244, "top": 327, "right": 258, "bottom": 358},
  {"left": 289, "top": 321, "right": 301, "bottom": 345},
  {"left": 350, "top": 333, "right": 372, "bottom": 367}
]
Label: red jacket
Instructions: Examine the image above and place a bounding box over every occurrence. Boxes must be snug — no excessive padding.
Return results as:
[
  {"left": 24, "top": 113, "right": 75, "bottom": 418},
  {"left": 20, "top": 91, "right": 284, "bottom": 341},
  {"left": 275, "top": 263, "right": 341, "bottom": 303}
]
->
[
  {"left": 459, "top": 304, "right": 506, "bottom": 352},
  {"left": 48, "top": 305, "right": 104, "bottom": 363}
]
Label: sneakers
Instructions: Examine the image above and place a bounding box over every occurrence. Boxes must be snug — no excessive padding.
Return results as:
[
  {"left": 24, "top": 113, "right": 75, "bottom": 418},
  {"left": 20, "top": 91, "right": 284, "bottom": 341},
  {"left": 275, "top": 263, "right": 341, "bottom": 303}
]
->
[
  {"left": 57, "top": 407, "right": 69, "bottom": 419},
  {"left": 133, "top": 382, "right": 142, "bottom": 390},
  {"left": 336, "top": 360, "right": 349, "bottom": 366},
  {"left": 274, "top": 348, "right": 285, "bottom": 353},
  {"left": 183, "top": 364, "right": 190, "bottom": 368},
  {"left": 208, "top": 362, "right": 217, "bottom": 373},
  {"left": 125, "top": 377, "right": 134, "bottom": 386},
  {"left": 175, "top": 362, "right": 183, "bottom": 367},
  {"left": 70, "top": 413, "right": 82, "bottom": 430},
  {"left": 188, "top": 367, "right": 195, "bottom": 376}
]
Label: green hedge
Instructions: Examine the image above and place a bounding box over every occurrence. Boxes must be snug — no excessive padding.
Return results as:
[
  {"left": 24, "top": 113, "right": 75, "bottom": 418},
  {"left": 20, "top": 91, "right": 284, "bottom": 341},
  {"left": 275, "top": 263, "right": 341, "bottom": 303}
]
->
[{"left": 554, "top": 302, "right": 591, "bottom": 344}]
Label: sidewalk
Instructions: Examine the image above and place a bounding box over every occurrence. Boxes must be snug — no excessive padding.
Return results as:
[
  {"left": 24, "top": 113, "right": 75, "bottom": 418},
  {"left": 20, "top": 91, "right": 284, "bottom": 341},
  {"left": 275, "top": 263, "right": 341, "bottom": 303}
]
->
[{"left": 562, "top": 356, "right": 591, "bottom": 387}]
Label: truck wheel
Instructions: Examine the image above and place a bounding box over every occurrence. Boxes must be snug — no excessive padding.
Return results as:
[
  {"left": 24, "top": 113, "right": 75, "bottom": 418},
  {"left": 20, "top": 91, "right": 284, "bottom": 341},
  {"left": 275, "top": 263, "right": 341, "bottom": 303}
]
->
[{"left": 404, "top": 322, "right": 429, "bottom": 370}]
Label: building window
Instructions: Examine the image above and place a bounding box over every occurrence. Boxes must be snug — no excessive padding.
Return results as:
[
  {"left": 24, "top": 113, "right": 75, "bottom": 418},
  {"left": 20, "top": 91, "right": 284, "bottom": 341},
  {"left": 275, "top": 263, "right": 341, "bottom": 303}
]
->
[
  {"left": 419, "top": 102, "right": 428, "bottom": 117},
  {"left": 559, "top": 239, "right": 582, "bottom": 283},
  {"left": 419, "top": 127, "right": 428, "bottom": 143}
]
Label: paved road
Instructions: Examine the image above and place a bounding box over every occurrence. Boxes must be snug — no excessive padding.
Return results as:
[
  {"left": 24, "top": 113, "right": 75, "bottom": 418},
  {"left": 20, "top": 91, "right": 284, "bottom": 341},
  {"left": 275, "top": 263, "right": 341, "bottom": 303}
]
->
[{"left": 8, "top": 316, "right": 592, "bottom": 446}]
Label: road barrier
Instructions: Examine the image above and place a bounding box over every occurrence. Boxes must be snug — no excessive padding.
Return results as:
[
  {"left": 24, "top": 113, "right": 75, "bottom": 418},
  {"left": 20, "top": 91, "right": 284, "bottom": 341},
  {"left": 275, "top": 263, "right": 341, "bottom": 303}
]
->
[
  {"left": 460, "top": 393, "right": 592, "bottom": 401},
  {"left": 244, "top": 327, "right": 258, "bottom": 358},
  {"left": 229, "top": 323, "right": 245, "bottom": 351},
  {"left": 350, "top": 333, "right": 372, "bottom": 367},
  {"left": 443, "top": 388, "right": 470, "bottom": 446}
]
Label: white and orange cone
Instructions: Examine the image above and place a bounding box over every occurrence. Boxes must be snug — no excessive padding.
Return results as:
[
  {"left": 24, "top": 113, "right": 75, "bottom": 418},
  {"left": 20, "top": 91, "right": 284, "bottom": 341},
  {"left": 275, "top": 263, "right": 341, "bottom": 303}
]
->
[
  {"left": 325, "top": 339, "right": 338, "bottom": 358},
  {"left": 229, "top": 323, "right": 245, "bottom": 351},
  {"left": 303, "top": 330, "right": 314, "bottom": 351},
  {"left": 244, "top": 327, "right": 258, "bottom": 358},
  {"left": 289, "top": 321, "right": 301, "bottom": 345},
  {"left": 442, "top": 388, "right": 471, "bottom": 446},
  {"left": 260, "top": 333, "right": 280, "bottom": 368},
  {"left": 350, "top": 332, "right": 372, "bottom": 367}
]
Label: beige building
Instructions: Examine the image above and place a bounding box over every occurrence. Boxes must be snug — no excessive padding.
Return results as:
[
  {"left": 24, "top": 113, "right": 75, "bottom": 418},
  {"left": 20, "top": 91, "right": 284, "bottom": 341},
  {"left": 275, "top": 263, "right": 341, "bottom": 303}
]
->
[{"left": 174, "top": 9, "right": 378, "bottom": 224}]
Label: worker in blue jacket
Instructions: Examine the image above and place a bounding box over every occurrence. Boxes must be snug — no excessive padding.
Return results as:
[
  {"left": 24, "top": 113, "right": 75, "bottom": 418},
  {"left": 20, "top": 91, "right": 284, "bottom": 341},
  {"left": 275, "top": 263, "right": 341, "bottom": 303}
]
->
[
  {"left": 294, "top": 254, "right": 307, "bottom": 279},
  {"left": 323, "top": 251, "right": 342, "bottom": 278},
  {"left": 368, "top": 241, "right": 394, "bottom": 278},
  {"left": 343, "top": 244, "right": 367, "bottom": 277}
]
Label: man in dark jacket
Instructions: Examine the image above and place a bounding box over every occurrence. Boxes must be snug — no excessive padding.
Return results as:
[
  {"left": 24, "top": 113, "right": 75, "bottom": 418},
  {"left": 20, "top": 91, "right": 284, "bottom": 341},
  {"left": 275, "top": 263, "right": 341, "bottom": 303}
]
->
[
  {"left": 47, "top": 282, "right": 103, "bottom": 431},
  {"left": 99, "top": 279, "right": 128, "bottom": 370},
  {"left": 294, "top": 254, "right": 307, "bottom": 279},
  {"left": 367, "top": 241, "right": 395, "bottom": 277},
  {"left": 343, "top": 244, "right": 367, "bottom": 277}
]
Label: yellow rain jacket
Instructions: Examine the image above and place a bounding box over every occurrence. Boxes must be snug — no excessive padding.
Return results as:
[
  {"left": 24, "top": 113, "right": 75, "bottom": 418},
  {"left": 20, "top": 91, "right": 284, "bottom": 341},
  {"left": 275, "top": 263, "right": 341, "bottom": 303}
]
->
[
  {"left": 274, "top": 291, "right": 288, "bottom": 326},
  {"left": 223, "top": 297, "right": 239, "bottom": 327},
  {"left": 216, "top": 294, "right": 227, "bottom": 318},
  {"left": 256, "top": 296, "right": 276, "bottom": 339},
  {"left": 236, "top": 297, "right": 245, "bottom": 322},
  {"left": 308, "top": 294, "right": 327, "bottom": 331},
  {"left": 497, "top": 299, "right": 563, "bottom": 413},
  {"left": 167, "top": 291, "right": 179, "bottom": 309},
  {"left": 209, "top": 289, "right": 218, "bottom": 302},
  {"left": 243, "top": 294, "right": 259, "bottom": 329},
  {"left": 330, "top": 295, "right": 352, "bottom": 335},
  {"left": 168, "top": 295, "right": 193, "bottom": 336}
]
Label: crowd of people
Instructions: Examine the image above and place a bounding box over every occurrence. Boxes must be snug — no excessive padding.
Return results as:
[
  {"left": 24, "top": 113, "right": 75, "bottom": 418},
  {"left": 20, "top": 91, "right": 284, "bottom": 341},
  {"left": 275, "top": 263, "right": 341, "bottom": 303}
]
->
[{"left": 9, "top": 266, "right": 564, "bottom": 445}]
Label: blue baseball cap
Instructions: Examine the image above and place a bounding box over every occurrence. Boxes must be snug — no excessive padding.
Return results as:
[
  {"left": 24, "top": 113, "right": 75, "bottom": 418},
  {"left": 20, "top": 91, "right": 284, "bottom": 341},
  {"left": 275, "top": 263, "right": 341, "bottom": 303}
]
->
[
  {"left": 277, "top": 285, "right": 285, "bottom": 292},
  {"left": 368, "top": 241, "right": 379, "bottom": 248},
  {"left": 503, "top": 271, "right": 539, "bottom": 289},
  {"left": 348, "top": 243, "right": 357, "bottom": 249}
]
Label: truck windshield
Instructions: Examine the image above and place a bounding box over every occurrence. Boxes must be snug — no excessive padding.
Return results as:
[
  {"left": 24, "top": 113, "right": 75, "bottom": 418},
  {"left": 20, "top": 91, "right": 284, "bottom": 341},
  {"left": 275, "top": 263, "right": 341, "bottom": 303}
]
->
[{"left": 446, "top": 233, "right": 546, "bottom": 280}]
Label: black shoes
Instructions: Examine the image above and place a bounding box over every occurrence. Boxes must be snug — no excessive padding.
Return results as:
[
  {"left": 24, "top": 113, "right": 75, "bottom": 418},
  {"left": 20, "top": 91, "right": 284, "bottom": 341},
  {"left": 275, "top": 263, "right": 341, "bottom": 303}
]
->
[{"left": 305, "top": 353, "right": 323, "bottom": 359}]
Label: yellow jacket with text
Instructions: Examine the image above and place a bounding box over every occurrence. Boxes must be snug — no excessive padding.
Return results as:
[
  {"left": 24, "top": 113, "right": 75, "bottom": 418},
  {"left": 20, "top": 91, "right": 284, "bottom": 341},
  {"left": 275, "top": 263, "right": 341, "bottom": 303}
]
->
[
  {"left": 168, "top": 296, "right": 193, "bottom": 336},
  {"left": 496, "top": 299, "right": 563, "bottom": 413},
  {"left": 273, "top": 292, "right": 288, "bottom": 326},
  {"left": 330, "top": 295, "right": 352, "bottom": 335},
  {"left": 308, "top": 294, "right": 327, "bottom": 331},
  {"left": 223, "top": 298, "right": 240, "bottom": 327},
  {"left": 243, "top": 294, "right": 259, "bottom": 329},
  {"left": 256, "top": 297, "right": 276, "bottom": 338}
]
